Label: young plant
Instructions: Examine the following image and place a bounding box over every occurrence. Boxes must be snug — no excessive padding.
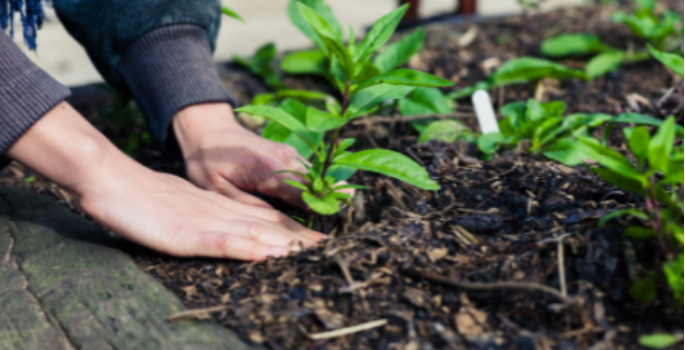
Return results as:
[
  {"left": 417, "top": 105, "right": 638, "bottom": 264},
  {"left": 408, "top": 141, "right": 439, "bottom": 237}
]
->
[
  {"left": 477, "top": 98, "right": 611, "bottom": 165},
  {"left": 611, "top": 0, "right": 681, "bottom": 50},
  {"left": 449, "top": 56, "right": 587, "bottom": 100},
  {"left": 234, "top": 43, "right": 285, "bottom": 90},
  {"left": 235, "top": 3, "right": 452, "bottom": 215},
  {"left": 576, "top": 117, "right": 683, "bottom": 311}
]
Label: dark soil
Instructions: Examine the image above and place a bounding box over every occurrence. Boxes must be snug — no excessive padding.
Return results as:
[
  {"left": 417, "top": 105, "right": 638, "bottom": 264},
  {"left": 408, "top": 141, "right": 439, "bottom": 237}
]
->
[{"left": 1, "top": 2, "right": 683, "bottom": 350}]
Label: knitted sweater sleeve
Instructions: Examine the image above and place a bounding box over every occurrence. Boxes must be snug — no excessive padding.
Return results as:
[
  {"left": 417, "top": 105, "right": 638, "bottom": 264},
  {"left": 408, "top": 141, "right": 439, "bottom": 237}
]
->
[
  {"left": 53, "top": 0, "right": 235, "bottom": 143},
  {"left": 0, "top": 31, "right": 71, "bottom": 169}
]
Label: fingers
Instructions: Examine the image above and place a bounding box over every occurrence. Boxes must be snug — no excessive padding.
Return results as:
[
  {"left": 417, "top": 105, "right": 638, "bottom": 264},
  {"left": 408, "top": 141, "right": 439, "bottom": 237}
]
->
[
  {"left": 225, "top": 200, "right": 324, "bottom": 242},
  {"left": 183, "top": 229, "right": 290, "bottom": 261},
  {"left": 168, "top": 220, "right": 314, "bottom": 260},
  {"left": 212, "top": 180, "right": 274, "bottom": 210}
]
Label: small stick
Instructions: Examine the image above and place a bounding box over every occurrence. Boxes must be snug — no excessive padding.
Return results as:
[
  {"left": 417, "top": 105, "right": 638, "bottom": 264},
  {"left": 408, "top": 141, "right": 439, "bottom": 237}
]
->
[
  {"left": 350, "top": 112, "right": 475, "bottom": 126},
  {"left": 334, "top": 256, "right": 355, "bottom": 286},
  {"left": 304, "top": 319, "right": 388, "bottom": 340},
  {"left": 409, "top": 270, "right": 576, "bottom": 304},
  {"left": 557, "top": 235, "right": 568, "bottom": 298},
  {"left": 167, "top": 305, "right": 228, "bottom": 322}
]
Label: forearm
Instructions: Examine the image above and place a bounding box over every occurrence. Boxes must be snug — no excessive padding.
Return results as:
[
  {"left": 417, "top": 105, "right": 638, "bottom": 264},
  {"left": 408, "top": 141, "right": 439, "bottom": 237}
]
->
[{"left": 5, "top": 102, "right": 119, "bottom": 197}]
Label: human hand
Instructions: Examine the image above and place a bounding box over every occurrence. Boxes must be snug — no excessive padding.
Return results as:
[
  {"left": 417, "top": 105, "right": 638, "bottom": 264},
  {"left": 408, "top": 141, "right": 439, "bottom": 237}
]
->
[
  {"left": 173, "top": 103, "right": 312, "bottom": 210},
  {"left": 7, "top": 102, "right": 324, "bottom": 260}
]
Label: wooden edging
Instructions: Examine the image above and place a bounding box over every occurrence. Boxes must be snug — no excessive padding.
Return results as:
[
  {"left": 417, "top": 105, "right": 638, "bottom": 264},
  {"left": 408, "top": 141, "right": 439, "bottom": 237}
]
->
[{"left": 0, "top": 184, "right": 256, "bottom": 350}]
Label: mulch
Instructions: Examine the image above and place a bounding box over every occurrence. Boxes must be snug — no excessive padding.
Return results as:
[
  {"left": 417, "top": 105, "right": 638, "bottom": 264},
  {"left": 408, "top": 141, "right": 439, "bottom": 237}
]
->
[{"left": 1, "top": 2, "right": 683, "bottom": 350}]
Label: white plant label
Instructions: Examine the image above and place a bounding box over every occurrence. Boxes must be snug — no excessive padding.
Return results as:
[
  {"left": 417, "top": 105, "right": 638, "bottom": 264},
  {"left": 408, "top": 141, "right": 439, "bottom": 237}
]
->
[{"left": 472, "top": 90, "right": 500, "bottom": 134}]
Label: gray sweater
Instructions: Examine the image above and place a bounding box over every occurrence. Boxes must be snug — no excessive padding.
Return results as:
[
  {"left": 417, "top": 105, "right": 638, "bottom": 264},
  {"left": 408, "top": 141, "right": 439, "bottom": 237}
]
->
[{"left": 1, "top": 0, "right": 235, "bottom": 168}]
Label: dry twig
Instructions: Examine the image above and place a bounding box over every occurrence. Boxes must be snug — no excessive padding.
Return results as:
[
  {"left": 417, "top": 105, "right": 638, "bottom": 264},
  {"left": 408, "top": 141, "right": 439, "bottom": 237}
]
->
[
  {"left": 303, "top": 319, "right": 388, "bottom": 340},
  {"left": 408, "top": 270, "right": 577, "bottom": 304},
  {"left": 167, "top": 305, "right": 228, "bottom": 322}
]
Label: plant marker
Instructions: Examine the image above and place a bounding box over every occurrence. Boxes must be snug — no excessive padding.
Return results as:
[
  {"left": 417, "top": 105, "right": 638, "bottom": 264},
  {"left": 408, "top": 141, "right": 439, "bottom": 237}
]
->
[{"left": 472, "top": 90, "right": 499, "bottom": 134}]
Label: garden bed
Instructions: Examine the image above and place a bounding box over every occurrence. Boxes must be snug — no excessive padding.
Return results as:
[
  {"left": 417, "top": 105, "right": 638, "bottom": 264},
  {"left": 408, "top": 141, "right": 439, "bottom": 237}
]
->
[
  {"left": 1, "top": 2, "right": 683, "bottom": 350},
  {"left": 132, "top": 3, "right": 683, "bottom": 349}
]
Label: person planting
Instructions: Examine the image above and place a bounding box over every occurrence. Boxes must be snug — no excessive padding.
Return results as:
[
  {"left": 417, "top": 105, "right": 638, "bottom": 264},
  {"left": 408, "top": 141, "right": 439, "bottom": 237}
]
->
[{"left": 0, "top": 0, "right": 330, "bottom": 260}]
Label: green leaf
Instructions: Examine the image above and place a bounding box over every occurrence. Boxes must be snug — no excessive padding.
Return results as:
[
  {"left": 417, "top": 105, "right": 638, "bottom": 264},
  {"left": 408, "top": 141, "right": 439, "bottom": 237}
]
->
[
  {"left": 540, "top": 100, "right": 567, "bottom": 118},
  {"left": 349, "top": 84, "right": 414, "bottom": 116},
  {"left": 306, "top": 107, "right": 348, "bottom": 132},
  {"left": 284, "top": 179, "right": 309, "bottom": 191},
  {"left": 374, "top": 27, "right": 425, "bottom": 73},
  {"left": 296, "top": 3, "right": 352, "bottom": 77},
  {"left": 334, "top": 149, "right": 439, "bottom": 190},
  {"left": 628, "top": 126, "right": 651, "bottom": 165},
  {"left": 648, "top": 116, "right": 676, "bottom": 174},
  {"left": 337, "top": 138, "right": 355, "bottom": 152},
  {"left": 639, "top": 334, "right": 684, "bottom": 349},
  {"left": 612, "top": 12, "right": 655, "bottom": 40},
  {"left": 221, "top": 6, "right": 244, "bottom": 22},
  {"left": 542, "top": 138, "right": 588, "bottom": 166},
  {"left": 398, "top": 87, "right": 453, "bottom": 118},
  {"left": 576, "top": 137, "right": 645, "bottom": 183},
  {"left": 327, "top": 165, "right": 357, "bottom": 182},
  {"left": 598, "top": 208, "right": 650, "bottom": 227},
  {"left": 586, "top": 51, "right": 626, "bottom": 79},
  {"left": 590, "top": 167, "right": 645, "bottom": 195},
  {"left": 236, "top": 105, "right": 317, "bottom": 148},
  {"left": 624, "top": 226, "right": 656, "bottom": 239},
  {"left": 330, "top": 184, "right": 371, "bottom": 192},
  {"left": 281, "top": 49, "right": 330, "bottom": 76},
  {"left": 478, "top": 132, "right": 505, "bottom": 155},
  {"left": 261, "top": 99, "right": 323, "bottom": 159},
  {"left": 288, "top": 0, "right": 342, "bottom": 51},
  {"left": 648, "top": 45, "right": 684, "bottom": 77},
  {"left": 355, "top": 5, "right": 409, "bottom": 62},
  {"left": 663, "top": 253, "right": 684, "bottom": 304},
  {"left": 358, "top": 68, "right": 454, "bottom": 90},
  {"left": 540, "top": 34, "right": 609, "bottom": 57},
  {"left": 629, "top": 275, "right": 656, "bottom": 303},
  {"left": 302, "top": 191, "right": 341, "bottom": 215},
  {"left": 418, "top": 120, "right": 464, "bottom": 143},
  {"left": 489, "top": 57, "right": 588, "bottom": 86},
  {"left": 234, "top": 43, "right": 284, "bottom": 89}
]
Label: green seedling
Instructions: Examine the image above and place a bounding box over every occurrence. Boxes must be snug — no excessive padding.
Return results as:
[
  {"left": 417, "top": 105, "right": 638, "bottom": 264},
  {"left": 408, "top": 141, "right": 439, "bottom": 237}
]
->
[
  {"left": 236, "top": 3, "right": 452, "bottom": 215},
  {"left": 282, "top": 1, "right": 457, "bottom": 131},
  {"left": 611, "top": 0, "right": 681, "bottom": 50},
  {"left": 476, "top": 98, "right": 611, "bottom": 165},
  {"left": 449, "top": 56, "right": 587, "bottom": 100},
  {"left": 540, "top": 0, "right": 681, "bottom": 78},
  {"left": 234, "top": 43, "right": 285, "bottom": 90},
  {"left": 417, "top": 119, "right": 476, "bottom": 144},
  {"left": 575, "top": 117, "right": 683, "bottom": 311}
]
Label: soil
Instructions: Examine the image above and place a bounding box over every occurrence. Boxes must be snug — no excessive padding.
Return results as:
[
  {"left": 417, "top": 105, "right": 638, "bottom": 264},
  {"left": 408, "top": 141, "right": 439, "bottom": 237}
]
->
[{"left": 1, "top": 2, "right": 683, "bottom": 350}]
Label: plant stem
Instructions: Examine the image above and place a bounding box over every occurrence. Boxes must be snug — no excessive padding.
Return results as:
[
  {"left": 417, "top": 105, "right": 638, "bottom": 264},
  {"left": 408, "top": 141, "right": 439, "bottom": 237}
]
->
[{"left": 320, "top": 82, "right": 351, "bottom": 181}]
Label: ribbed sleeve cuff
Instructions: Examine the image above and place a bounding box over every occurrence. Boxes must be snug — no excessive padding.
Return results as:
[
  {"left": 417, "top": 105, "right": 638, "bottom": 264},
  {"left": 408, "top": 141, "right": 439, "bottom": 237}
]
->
[
  {"left": 115, "top": 25, "right": 235, "bottom": 143},
  {"left": 0, "top": 33, "right": 71, "bottom": 160}
]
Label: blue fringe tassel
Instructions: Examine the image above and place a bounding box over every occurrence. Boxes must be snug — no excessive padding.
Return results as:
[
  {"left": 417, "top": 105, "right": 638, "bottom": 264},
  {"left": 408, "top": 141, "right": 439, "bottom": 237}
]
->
[{"left": 1, "top": 0, "right": 44, "bottom": 50}]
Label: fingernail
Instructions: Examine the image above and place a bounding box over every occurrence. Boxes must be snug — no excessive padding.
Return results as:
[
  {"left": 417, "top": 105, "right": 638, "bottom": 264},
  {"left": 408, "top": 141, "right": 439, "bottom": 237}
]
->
[
  {"left": 271, "top": 246, "right": 289, "bottom": 257},
  {"left": 290, "top": 245, "right": 303, "bottom": 253}
]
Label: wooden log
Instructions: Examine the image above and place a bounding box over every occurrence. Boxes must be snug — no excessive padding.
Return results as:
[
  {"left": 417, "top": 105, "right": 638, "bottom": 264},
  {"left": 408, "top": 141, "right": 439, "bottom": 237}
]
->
[{"left": 0, "top": 184, "right": 256, "bottom": 350}]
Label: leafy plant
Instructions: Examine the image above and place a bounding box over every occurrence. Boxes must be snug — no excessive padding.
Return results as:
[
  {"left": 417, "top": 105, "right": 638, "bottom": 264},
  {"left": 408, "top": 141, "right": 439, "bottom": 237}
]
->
[
  {"left": 476, "top": 98, "right": 610, "bottom": 165},
  {"left": 449, "top": 57, "right": 587, "bottom": 99},
  {"left": 234, "top": 43, "right": 285, "bottom": 89},
  {"left": 611, "top": 0, "right": 681, "bottom": 50},
  {"left": 235, "top": 3, "right": 452, "bottom": 215},
  {"left": 539, "top": 0, "right": 681, "bottom": 79},
  {"left": 577, "top": 117, "right": 683, "bottom": 307}
]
